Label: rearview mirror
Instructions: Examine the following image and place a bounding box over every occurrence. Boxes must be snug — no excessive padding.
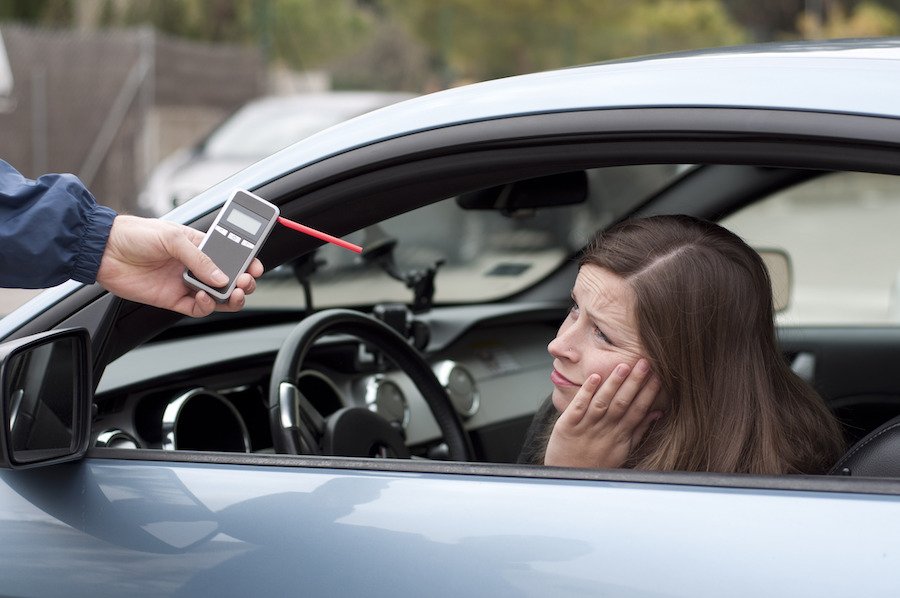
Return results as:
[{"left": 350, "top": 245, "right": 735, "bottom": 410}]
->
[
  {"left": 757, "top": 248, "right": 792, "bottom": 313},
  {"left": 0, "top": 328, "right": 92, "bottom": 468},
  {"left": 457, "top": 171, "right": 588, "bottom": 213}
]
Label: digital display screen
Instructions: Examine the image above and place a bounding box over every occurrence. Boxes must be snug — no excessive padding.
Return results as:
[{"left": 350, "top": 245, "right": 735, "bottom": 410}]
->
[{"left": 226, "top": 206, "right": 262, "bottom": 236}]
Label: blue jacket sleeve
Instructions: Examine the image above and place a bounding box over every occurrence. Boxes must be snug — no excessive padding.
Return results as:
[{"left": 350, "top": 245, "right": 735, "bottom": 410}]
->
[{"left": 0, "top": 160, "right": 117, "bottom": 288}]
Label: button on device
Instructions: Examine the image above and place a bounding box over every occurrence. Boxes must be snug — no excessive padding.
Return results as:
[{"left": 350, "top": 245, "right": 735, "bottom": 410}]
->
[
  {"left": 241, "top": 239, "right": 254, "bottom": 249},
  {"left": 215, "top": 225, "right": 228, "bottom": 236},
  {"left": 227, "top": 232, "right": 242, "bottom": 243}
]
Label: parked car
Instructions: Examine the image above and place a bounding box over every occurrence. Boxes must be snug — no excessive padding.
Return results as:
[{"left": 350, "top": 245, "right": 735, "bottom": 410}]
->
[
  {"left": 3, "top": 39, "right": 900, "bottom": 596},
  {"left": 138, "top": 91, "right": 415, "bottom": 216}
]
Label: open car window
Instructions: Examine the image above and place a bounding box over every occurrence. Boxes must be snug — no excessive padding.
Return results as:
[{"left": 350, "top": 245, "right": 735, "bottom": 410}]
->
[
  {"left": 91, "top": 157, "right": 900, "bottom": 488},
  {"left": 250, "top": 164, "right": 689, "bottom": 309},
  {"left": 723, "top": 171, "right": 900, "bottom": 326}
]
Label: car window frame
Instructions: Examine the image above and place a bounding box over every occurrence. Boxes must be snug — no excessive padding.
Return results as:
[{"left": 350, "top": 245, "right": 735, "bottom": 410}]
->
[
  {"left": 91, "top": 446, "right": 900, "bottom": 496},
  {"left": 14, "top": 106, "right": 900, "bottom": 496}
]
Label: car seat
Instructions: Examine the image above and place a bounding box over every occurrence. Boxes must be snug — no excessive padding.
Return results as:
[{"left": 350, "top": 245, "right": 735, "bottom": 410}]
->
[{"left": 830, "top": 414, "right": 900, "bottom": 477}]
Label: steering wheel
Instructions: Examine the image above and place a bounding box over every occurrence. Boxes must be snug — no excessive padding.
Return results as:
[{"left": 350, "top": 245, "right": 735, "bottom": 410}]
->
[{"left": 268, "top": 309, "right": 474, "bottom": 461}]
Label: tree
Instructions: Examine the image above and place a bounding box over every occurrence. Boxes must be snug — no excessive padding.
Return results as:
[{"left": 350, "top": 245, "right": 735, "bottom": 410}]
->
[
  {"left": 797, "top": 0, "right": 900, "bottom": 38},
  {"left": 609, "top": 0, "right": 747, "bottom": 56},
  {"left": 92, "top": 0, "right": 372, "bottom": 72},
  {"left": 383, "top": 0, "right": 747, "bottom": 84},
  {"left": 720, "top": 0, "right": 807, "bottom": 40}
]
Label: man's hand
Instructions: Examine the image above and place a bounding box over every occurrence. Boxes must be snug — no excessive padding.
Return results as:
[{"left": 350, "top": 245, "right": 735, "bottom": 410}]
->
[
  {"left": 97, "top": 215, "right": 264, "bottom": 317},
  {"left": 544, "top": 359, "right": 663, "bottom": 469}
]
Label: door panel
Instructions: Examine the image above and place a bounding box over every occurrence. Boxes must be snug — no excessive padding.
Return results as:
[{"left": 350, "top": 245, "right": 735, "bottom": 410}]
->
[{"left": 1, "top": 458, "right": 899, "bottom": 596}]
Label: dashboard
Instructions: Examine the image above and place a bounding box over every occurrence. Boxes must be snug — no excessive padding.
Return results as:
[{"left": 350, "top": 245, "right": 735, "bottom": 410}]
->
[{"left": 92, "top": 303, "right": 565, "bottom": 463}]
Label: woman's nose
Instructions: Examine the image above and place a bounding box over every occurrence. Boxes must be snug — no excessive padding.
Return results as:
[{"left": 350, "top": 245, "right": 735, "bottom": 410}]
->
[{"left": 548, "top": 323, "right": 578, "bottom": 361}]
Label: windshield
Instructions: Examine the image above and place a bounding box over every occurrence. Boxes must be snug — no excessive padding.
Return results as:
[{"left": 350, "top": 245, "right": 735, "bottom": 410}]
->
[{"left": 251, "top": 164, "right": 689, "bottom": 309}]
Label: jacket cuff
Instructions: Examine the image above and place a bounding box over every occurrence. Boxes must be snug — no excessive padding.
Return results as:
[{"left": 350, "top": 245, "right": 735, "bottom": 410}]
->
[{"left": 71, "top": 205, "right": 117, "bottom": 284}]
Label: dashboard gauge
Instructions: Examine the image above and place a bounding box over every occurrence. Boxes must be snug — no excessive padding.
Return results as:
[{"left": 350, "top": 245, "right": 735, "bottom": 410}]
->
[
  {"left": 95, "top": 429, "right": 140, "bottom": 449},
  {"left": 162, "top": 388, "right": 251, "bottom": 453},
  {"left": 364, "top": 376, "right": 410, "bottom": 428},
  {"left": 433, "top": 361, "right": 480, "bottom": 418}
]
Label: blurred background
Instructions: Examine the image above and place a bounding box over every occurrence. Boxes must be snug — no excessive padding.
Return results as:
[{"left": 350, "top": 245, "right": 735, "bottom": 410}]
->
[{"left": 1, "top": 0, "right": 898, "bottom": 312}]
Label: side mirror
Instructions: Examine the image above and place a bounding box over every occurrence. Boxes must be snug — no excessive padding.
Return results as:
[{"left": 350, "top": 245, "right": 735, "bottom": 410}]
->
[
  {"left": 0, "top": 328, "right": 92, "bottom": 468},
  {"left": 757, "top": 248, "right": 792, "bottom": 313}
]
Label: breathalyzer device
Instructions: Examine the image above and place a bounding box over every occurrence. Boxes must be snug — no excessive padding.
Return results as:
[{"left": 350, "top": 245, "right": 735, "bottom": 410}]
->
[{"left": 183, "top": 189, "right": 279, "bottom": 302}]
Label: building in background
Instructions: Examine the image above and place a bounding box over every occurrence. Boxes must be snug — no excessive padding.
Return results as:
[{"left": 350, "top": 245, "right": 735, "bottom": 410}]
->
[{"left": 0, "top": 25, "right": 265, "bottom": 214}]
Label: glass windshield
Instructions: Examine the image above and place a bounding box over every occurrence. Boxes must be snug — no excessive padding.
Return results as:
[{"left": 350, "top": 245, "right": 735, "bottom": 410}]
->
[{"left": 251, "top": 164, "right": 690, "bottom": 309}]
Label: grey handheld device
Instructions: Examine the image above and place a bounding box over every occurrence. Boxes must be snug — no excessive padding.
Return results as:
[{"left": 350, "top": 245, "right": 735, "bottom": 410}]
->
[{"left": 183, "top": 189, "right": 279, "bottom": 302}]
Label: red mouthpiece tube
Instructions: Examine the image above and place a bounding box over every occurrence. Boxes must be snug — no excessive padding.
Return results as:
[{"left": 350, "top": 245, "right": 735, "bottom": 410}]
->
[{"left": 277, "top": 216, "right": 362, "bottom": 254}]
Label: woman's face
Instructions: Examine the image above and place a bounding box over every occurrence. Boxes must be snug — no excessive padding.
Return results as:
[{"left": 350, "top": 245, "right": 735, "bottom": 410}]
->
[{"left": 548, "top": 264, "right": 647, "bottom": 413}]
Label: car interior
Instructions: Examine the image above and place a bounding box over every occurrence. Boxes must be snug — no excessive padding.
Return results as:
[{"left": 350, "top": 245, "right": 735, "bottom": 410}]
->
[
  {"left": 14, "top": 110, "right": 900, "bottom": 484},
  {"left": 74, "top": 163, "right": 900, "bottom": 476}
]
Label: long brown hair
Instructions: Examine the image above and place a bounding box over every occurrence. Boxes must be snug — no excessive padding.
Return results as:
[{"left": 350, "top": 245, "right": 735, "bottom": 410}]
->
[{"left": 582, "top": 215, "right": 844, "bottom": 474}]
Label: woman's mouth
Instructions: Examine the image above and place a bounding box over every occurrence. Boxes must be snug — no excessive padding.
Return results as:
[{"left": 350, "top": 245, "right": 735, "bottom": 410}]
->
[{"left": 550, "top": 369, "right": 578, "bottom": 387}]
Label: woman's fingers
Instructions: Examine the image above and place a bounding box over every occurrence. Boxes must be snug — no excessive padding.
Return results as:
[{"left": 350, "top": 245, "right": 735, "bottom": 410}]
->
[
  {"left": 559, "top": 374, "right": 603, "bottom": 425},
  {"left": 564, "top": 359, "right": 662, "bottom": 431},
  {"left": 548, "top": 359, "right": 663, "bottom": 469},
  {"left": 577, "top": 359, "right": 646, "bottom": 426},
  {"left": 619, "top": 371, "right": 661, "bottom": 430},
  {"left": 605, "top": 359, "right": 651, "bottom": 418},
  {"left": 632, "top": 409, "right": 664, "bottom": 448}
]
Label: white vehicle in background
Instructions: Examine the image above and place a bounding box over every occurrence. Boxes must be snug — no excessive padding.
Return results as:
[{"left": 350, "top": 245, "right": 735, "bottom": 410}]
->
[{"left": 138, "top": 91, "right": 414, "bottom": 216}]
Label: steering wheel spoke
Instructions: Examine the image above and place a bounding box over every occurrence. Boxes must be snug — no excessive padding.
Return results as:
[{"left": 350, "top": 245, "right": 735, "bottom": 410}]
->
[{"left": 277, "top": 382, "right": 325, "bottom": 455}]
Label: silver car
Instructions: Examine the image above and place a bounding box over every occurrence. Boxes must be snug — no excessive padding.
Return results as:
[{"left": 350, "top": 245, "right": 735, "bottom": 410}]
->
[{"left": 2, "top": 39, "right": 900, "bottom": 597}]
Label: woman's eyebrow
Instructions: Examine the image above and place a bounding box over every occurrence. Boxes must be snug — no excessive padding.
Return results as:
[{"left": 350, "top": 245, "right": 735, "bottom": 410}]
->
[
  {"left": 576, "top": 286, "right": 637, "bottom": 348},
  {"left": 574, "top": 290, "right": 618, "bottom": 337}
]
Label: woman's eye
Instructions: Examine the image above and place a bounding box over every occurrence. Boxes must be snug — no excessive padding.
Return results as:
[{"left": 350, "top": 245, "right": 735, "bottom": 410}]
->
[
  {"left": 594, "top": 327, "right": 610, "bottom": 344},
  {"left": 568, "top": 302, "right": 579, "bottom": 317}
]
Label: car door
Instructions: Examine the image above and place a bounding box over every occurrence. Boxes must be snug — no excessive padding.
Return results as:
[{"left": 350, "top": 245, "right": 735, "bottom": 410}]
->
[
  {"left": 3, "top": 455, "right": 900, "bottom": 597},
  {"left": 3, "top": 100, "right": 900, "bottom": 597}
]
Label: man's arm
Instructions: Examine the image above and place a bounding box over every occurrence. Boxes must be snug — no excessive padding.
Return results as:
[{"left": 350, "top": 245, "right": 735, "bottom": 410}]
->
[
  {"left": 0, "top": 160, "right": 115, "bottom": 288},
  {"left": 0, "top": 160, "right": 263, "bottom": 316}
]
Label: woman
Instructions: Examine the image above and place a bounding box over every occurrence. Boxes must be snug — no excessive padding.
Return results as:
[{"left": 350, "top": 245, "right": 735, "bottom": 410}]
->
[{"left": 519, "top": 214, "right": 845, "bottom": 474}]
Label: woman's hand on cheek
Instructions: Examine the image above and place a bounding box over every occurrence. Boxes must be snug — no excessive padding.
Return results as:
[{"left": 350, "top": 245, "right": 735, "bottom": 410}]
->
[{"left": 544, "top": 359, "right": 663, "bottom": 469}]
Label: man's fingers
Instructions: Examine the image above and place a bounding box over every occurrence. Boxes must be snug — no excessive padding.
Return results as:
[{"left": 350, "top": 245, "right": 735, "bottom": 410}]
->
[
  {"left": 178, "top": 225, "right": 263, "bottom": 287},
  {"left": 234, "top": 272, "right": 257, "bottom": 296},
  {"left": 184, "top": 226, "right": 205, "bottom": 247},
  {"left": 217, "top": 287, "right": 247, "bottom": 313},
  {"left": 246, "top": 258, "right": 264, "bottom": 278},
  {"left": 190, "top": 290, "right": 216, "bottom": 317},
  {"left": 169, "top": 228, "right": 228, "bottom": 288},
  {"left": 168, "top": 290, "right": 216, "bottom": 318}
]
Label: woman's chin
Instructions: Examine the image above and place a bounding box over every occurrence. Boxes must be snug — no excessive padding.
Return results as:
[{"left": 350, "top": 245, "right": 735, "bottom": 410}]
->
[{"left": 551, "top": 390, "right": 572, "bottom": 413}]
